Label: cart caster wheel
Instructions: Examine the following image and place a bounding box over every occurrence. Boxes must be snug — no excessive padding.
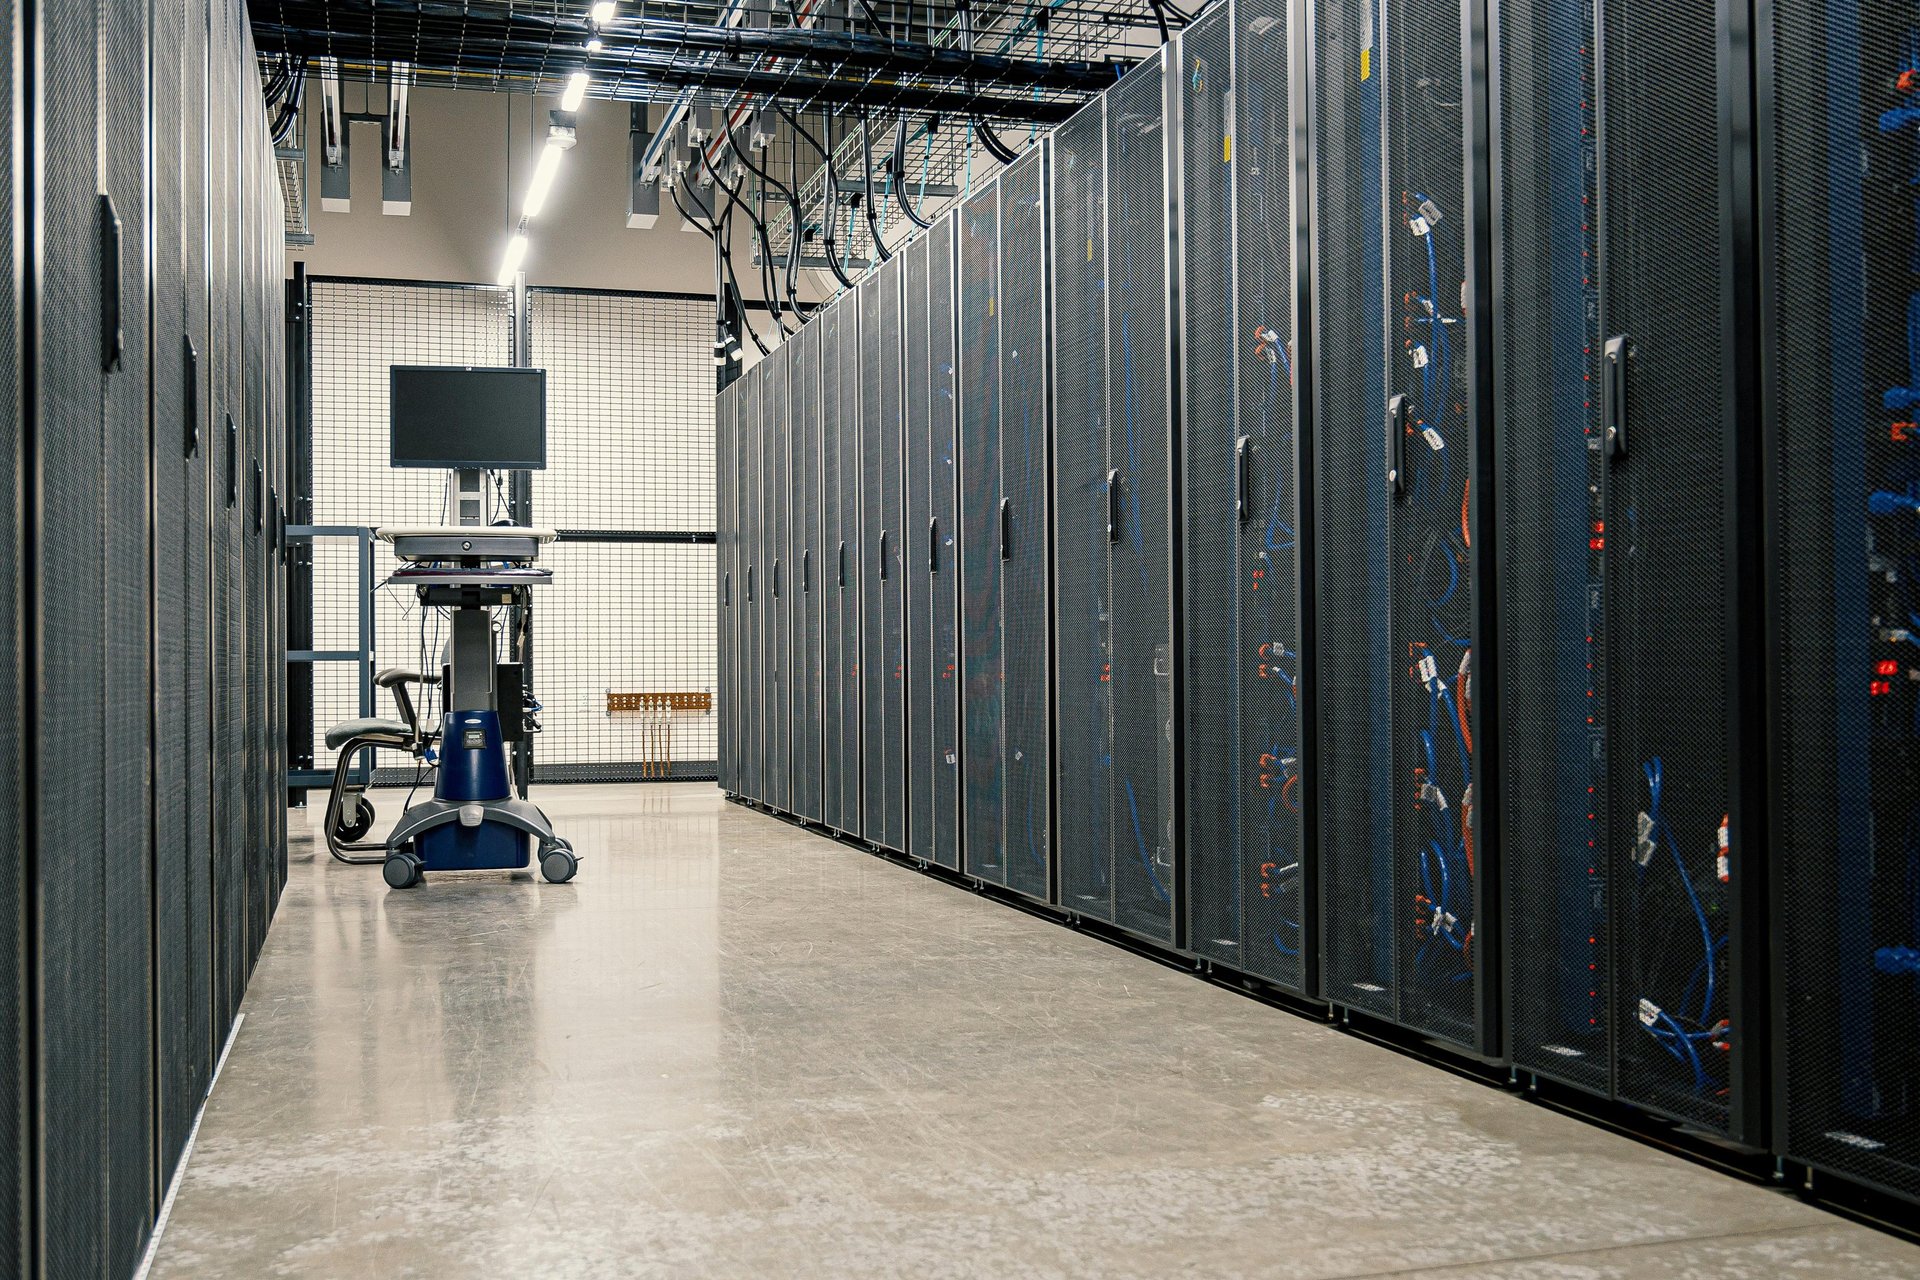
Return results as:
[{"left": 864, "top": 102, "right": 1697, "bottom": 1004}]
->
[
  {"left": 335, "top": 798, "right": 376, "bottom": 843},
  {"left": 540, "top": 844, "right": 578, "bottom": 884},
  {"left": 383, "top": 851, "right": 423, "bottom": 890}
]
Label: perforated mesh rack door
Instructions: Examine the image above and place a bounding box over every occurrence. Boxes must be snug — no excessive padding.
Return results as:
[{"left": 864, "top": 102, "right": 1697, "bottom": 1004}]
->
[
  {"left": 0, "top": 0, "right": 21, "bottom": 1263},
  {"left": 836, "top": 294, "right": 865, "bottom": 838},
  {"left": 1602, "top": 0, "right": 1744, "bottom": 1132},
  {"left": 791, "top": 321, "right": 825, "bottom": 824},
  {"left": 1768, "top": 0, "right": 1920, "bottom": 1198},
  {"left": 926, "top": 216, "right": 963, "bottom": 871},
  {"left": 1495, "top": 0, "right": 1610, "bottom": 1098},
  {"left": 860, "top": 257, "right": 908, "bottom": 853},
  {"left": 39, "top": 0, "right": 111, "bottom": 1263},
  {"left": 742, "top": 362, "right": 765, "bottom": 800},
  {"left": 765, "top": 341, "right": 792, "bottom": 811},
  {"left": 1105, "top": 52, "right": 1176, "bottom": 943},
  {"left": 1312, "top": 0, "right": 1402, "bottom": 1029},
  {"left": 903, "top": 230, "right": 946, "bottom": 866},
  {"left": 1183, "top": 0, "right": 1312, "bottom": 991},
  {"left": 1051, "top": 99, "right": 1113, "bottom": 917},
  {"left": 821, "top": 299, "right": 851, "bottom": 831},
  {"left": 1383, "top": 0, "right": 1477, "bottom": 1046},
  {"left": 718, "top": 381, "right": 736, "bottom": 792},
  {"left": 1000, "top": 146, "right": 1052, "bottom": 904},
  {"left": 958, "top": 174, "right": 1008, "bottom": 885}
]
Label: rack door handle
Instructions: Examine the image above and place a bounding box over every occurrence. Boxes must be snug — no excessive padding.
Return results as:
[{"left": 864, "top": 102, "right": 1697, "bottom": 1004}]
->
[
  {"left": 1603, "top": 334, "right": 1629, "bottom": 459},
  {"left": 1387, "top": 394, "right": 1409, "bottom": 497},
  {"left": 878, "top": 529, "right": 889, "bottom": 580},
  {"left": 772, "top": 557, "right": 782, "bottom": 599},
  {"left": 1106, "top": 469, "right": 1122, "bottom": 543},
  {"left": 182, "top": 335, "right": 200, "bottom": 456},
  {"left": 999, "top": 498, "right": 1013, "bottom": 561},
  {"left": 723, "top": 570, "right": 731, "bottom": 607},
  {"left": 802, "top": 547, "right": 811, "bottom": 593},
  {"left": 747, "top": 565, "right": 755, "bottom": 604},
  {"left": 929, "top": 517, "right": 940, "bottom": 573},
  {"left": 838, "top": 540, "right": 846, "bottom": 588},
  {"left": 1235, "top": 436, "right": 1253, "bottom": 523},
  {"left": 99, "top": 194, "right": 123, "bottom": 372}
]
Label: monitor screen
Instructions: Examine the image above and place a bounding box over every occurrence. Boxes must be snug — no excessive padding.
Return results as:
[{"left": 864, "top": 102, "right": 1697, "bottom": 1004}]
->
[{"left": 389, "top": 365, "right": 547, "bottom": 469}]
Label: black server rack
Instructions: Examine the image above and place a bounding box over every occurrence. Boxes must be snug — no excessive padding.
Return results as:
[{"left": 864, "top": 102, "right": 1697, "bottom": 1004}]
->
[
  {"left": 153, "top": 0, "right": 199, "bottom": 1180},
  {"left": 1310, "top": 0, "right": 1493, "bottom": 1052},
  {"left": 0, "top": 12, "right": 20, "bottom": 1275},
  {"left": 181, "top": 0, "right": 218, "bottom": 1171},
  {"left": 718, "top": 379, "right": 736, "bottom": 793},
  {"left": 1053, "top": 53, "right": 1178, "bottom": 943},
  {"left": 1180, "top": 0, "right": 1314, "bottom": 992},
  {"left": 822, "top": 297, "right": 859, "bottom": 834},
  {"left": 741, "top": 363, "right": 764, "bottom": 803},
  {"left": 958, "top": 146, "right": 1051, "bottom": 900},
  {"left": 1765, "top": 0, "right": 1920, "bottom": 1200},
  {"left": 904, "top": 215, "right": 963, "bottom": 870},
  {"left": 835, "top": 293, "right": 865, "bottom": 837},
  {"left": 791, "top": 322, "right": 825, "bottom": 825},
  {"left": 104, "top": 0, "right": 159, "bottom": 1267},
  {"left": 1495, "top": 0, "right": 1762, "bottom": 1135},
  {"left": 859, "top": 258, "right": 908, "bottom": 852},
  {"left": 38, "top": 0, "right": 113, "bottom": 1266},
  {"left": 766, "top": 343, "right": 792, "bottom": 813}
]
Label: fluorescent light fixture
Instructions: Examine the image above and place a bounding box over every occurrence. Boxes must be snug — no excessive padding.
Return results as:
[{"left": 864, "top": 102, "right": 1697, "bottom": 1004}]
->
[
  {"left": 561, "top": 71, "right": 589, "bottom": 112},
  {"left": 590, "top": 2, "right": 615, "bottom": 22},
  {"left": 497, "top": 233, "right": 529, "bottom": 285},
  {"left": 523, "top": 142, "right": 565, "bottom": 218},
  {"left": 587, "top": 37, "right": 603, "bottom": 51}
]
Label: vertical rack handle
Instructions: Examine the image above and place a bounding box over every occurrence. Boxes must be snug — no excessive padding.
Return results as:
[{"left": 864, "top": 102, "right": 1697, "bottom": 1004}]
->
[
  {"left": 1235, "top": 436, "right": 1253, "bottom": 523},
  {"left": 838, "top": 540, "right": 846, "bottom": 588},
  {"left": 772, "top": 557, "right": 781, "bottom": 599},
  {"left": 746, "top": 564, "right": 755, "bottom": 604},
  {"left": 878, "top": 529, "right": 888, "bottom": 580},
  {"left": 999, "top": 498, "right": 1013, "bottom": 561},
  {"left": 1106, "top": 469, "right": 1122, "bottom": 543},
  {"left": 1387, "top": 394, "right": 1409, "bottom": 497},
  {"left": 723, "top": 570, "right": 731, "bottom": 607},
  {"left": 1603, "top": 334, "right": 1629, "bottom": 458},
  {"left": 802, "top": 547, "right": 811, "bottom": 593},
  {"left": 929, "top": 517, "right": 940, "bottom": 573}
]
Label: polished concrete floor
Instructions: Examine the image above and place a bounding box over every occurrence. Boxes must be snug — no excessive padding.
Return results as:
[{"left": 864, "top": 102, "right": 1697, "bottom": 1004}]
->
[{"left": 149, "top": 784, "right": 1919, "bottom": 1278}]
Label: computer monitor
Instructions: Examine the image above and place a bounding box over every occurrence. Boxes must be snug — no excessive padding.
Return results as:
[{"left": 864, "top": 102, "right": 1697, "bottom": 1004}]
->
[{"left": 389, "top": 365, "right": 548, "bottom": 470}]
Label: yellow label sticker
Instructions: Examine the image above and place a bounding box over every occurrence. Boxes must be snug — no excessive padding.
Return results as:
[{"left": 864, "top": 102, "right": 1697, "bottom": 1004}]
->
[
  {"left": 989, "top": 296, "right": 996, "bottom": 317},
  {"left": 1087, "top": 237, "right": 1093, "bottom": 262},
  {"left": 1361, "top": 48, "right": 1372, "bottom": 80},
  {"left": 1224, "top": 134, "right": 1233, "bottom": 164}
]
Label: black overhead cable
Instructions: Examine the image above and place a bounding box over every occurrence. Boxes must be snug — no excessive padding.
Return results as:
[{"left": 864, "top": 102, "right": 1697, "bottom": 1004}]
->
[
  {"left": 857, "top": 106, "right": 892, "bottom": 264},
  {"left": 700, "top": 144, "right": 796, "bottom": 335},
  {"left": 675, "top": 175, "right": 771, "bottom": 358},
  {"left": 779, "top": 104, "right": 858, "bottom": 290},
  {"left": 889, "top": 115, "right": 932, "bottom": 231},
  {"left": 717, "top": 119, "right": 816, "bottom": 320}
]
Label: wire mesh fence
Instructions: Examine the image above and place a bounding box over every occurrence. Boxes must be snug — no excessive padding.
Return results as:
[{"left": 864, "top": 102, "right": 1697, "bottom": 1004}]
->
[{"left": 304, "top": 277, "right": 718, "bottom": 783}]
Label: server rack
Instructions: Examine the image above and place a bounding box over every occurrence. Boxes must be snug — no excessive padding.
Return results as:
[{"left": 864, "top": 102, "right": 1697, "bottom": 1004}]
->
[
  {"left": 791, "top": 322, "right": 826, "bottom": 825},
  {"left": 1180, "top": 0, "right": 1314, "bottom": 992},
  {"left": 1764, "top": 0, "right": 1920, "bottom": 1200},
  {"left": 1053, "top": 53, "right": 1178, "bottom": 943},
  {"left": 1494, "top": 0, "right": 1762, "bottom": 1135},
  {"left": 859, "top": 259, "right": 908, "bottom": 852},
  {"left": 742, "top": 362, "right": 764, "bottom": 803},
  {"left": 717, "top": 379, "right": 737, "bottom": 793},
  {"left": 831, "top": 294, "right": 865, "bottom": 837},
  {"left": 765, "top": 342, "right": 792, "bottom": 814},
  {"left": 904, "top": 215, "right": 964, "bottom": 870},
  {"left": 1309, "top": 0, "right": 1494, "bottom": 1052},
  {"left": 958, "top": 148, "right": 1052, "bottom": 900}
]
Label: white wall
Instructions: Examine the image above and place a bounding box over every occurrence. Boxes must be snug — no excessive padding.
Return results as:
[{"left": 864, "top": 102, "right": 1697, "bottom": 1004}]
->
[{"left": 292, "top": 83, "right": 754, "bottom": 296}]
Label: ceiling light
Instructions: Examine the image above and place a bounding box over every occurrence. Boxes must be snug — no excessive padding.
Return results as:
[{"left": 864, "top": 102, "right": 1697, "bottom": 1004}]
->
[
  {"left": 497, "top": 233, "right": 529, "bottom": 286},
  {"left": 586, "top": 37, "right": 603, "bottom": 52},
  {"left": 523, "top": 142, "right": 566, "bottom": 218},
  {"left": 590, "top": 2, "right": 615, "bottom": 22},
  {"left": 561, "top": 71, "right": 589, "bottom": 111}
]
